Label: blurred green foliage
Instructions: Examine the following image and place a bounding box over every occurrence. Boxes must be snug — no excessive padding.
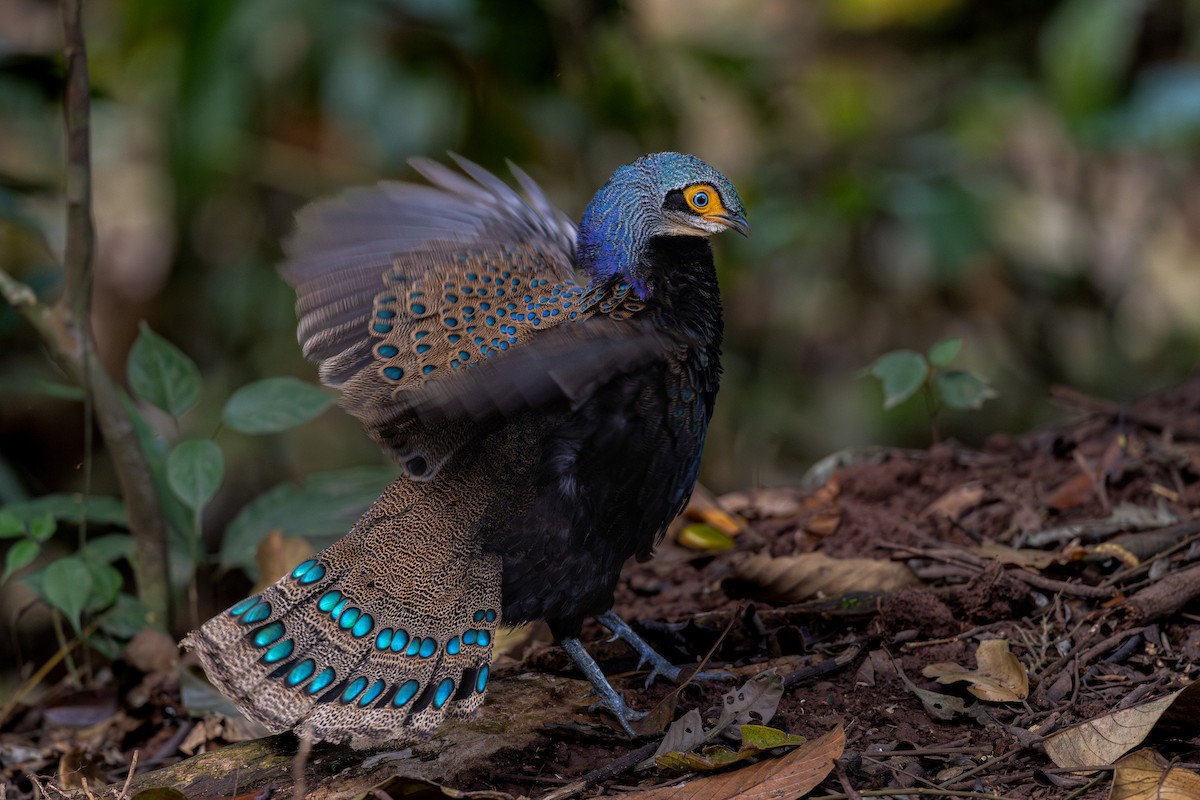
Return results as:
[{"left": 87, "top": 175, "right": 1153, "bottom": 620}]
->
[{"left": 3, "top": 0, "right": 1200, "bottom": 586}]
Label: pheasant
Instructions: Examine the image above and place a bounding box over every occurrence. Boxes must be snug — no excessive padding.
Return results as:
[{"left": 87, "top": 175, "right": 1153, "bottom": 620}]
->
[{"left": 184, "top": 152, "right": 748, "bottom": 747}]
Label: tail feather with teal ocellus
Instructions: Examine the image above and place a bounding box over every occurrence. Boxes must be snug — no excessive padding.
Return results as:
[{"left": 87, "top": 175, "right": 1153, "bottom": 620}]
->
[{"left": 183, "top": 477, "right": 500, "bottom": 748}]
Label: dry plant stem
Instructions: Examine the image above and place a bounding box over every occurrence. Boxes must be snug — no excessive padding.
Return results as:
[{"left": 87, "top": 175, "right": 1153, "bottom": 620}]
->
[
  {"left": 0, "top": 618, "right": 99, "bottom": 728},
  {"left": 0, "top": 1, "right": 173, "bottom": 626},
  {"left": 62, "top": 0, "right": 170, "bottom": 624},
  {"left": 118, "top": 751, "right": 138, "bottom": 800}
]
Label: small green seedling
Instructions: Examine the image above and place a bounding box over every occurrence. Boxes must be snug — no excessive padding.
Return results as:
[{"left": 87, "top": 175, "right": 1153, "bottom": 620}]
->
[{"left": 865, "top": 337, "right": 996, "bottom": 440}]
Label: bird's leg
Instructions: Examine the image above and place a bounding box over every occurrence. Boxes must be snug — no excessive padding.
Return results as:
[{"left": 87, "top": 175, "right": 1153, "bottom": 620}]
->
[
  {"left": 597, "top": 610, "right": 731, "bottom": 687},
  {"left": 560, "top": 636, "right": 646, "bottom": 736}
]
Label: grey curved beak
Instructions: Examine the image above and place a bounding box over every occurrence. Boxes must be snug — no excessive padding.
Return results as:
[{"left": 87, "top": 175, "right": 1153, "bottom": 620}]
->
[{"left": 716, "top": 213, "right": 750, "bottom": 237}]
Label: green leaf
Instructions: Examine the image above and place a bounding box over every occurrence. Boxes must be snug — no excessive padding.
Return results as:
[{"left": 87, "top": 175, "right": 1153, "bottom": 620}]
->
[
  {"left": 2, "top": 539, "right": 39, "bottom": 583},
  {"left": 82, "top": 534, "right": 136, "bottom": 564},
  {"left": 2, "top": 494, "right": 129, "bottom": 527},
  {"left": 740, "top": 724, "right": 807, "bottom": 749},
  {"left": 167, "top": 440, "right": 225, "bottom": 510},
  {"left": 0, "top": 511, "right": 24, "bottom": 539},
  {"left": 927, "top": 337, "right": 962, "bottom": 367},
  {"left": 83, "top": 558, "right": 123, "bottom": 613},
  {"left": 39, "top": 556, "right": 94, "bottom": 633},
  {"left": 1041, "top": 0, "right": 1144, "bottom": 122},
  {"left": 28, "top": 512, "right": 56, "bottom": 542},
  {"left": 221, "top": 377, "right": 337, "bottom": 434},
  {"left": 221, "top": 466, "right": 396, "bottom": 577},
  {"left": 867, "top": 350, "right": 929, "bottom": 410},
  {"left": 127, "top": 321, "right": 201, "bottom": 418},
  {"left": 656, "top": 724, "right": 807, "bottom": 776},
  {"left": 99, "top": 594, "right": 155, "bottom": 639},
  {"left": 124, "top": 395, "right": 193, "bottom": 546},
  {"left": 936, "top": 369, "right": 997, "bottom": 411}
]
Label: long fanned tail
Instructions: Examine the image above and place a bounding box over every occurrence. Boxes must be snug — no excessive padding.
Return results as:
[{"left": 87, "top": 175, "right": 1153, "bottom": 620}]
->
[{"left": 183, "top": 478, "right": 501, "bottom": 748}]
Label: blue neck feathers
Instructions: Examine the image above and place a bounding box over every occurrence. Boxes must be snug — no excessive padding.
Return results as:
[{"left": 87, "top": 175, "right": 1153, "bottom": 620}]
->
[{"left": 575, "top": 162, "right": 660, "bottom": 299}]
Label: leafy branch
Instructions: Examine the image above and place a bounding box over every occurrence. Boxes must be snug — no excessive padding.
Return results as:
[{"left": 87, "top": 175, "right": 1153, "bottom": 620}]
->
[{"left": 0, "top": 0, "right": 171, "bottom": 624}]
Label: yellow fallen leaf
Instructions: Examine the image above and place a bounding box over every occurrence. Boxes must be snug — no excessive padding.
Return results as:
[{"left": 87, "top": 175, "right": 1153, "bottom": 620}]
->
[
  {"left": 684, "top": 506, "right": 744, "bottom": 537},
  {"left": 1111, "top": 748, "right": 1200, "bottom": 800},
  {"left": 923, "top": 639, "right": 1028, "bottom": 702},
  {"left": 678, "top": 523, "right": 736, "bottom": 552}
]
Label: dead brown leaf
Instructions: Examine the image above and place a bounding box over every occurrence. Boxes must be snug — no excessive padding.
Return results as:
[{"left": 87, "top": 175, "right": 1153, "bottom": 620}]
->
[
  {"left": 923, "top": 639, "right": 1029, "bottom": 702},
  {"left": 893, "top": 657, "right": 967, "bottom": 720},
  {"left": 122, "top": 628, "right": 179, "bottom": 674},
  {"left": 1110, "top": 748, "right": 1200, "bottom": 800},
  {"left": 254, "top": 529, "right": 315, "bottom": 592},
  {"left": 972, "top": 542, "right": 1060, "bottom": 570},
  {"left": 736, "top": 551, "right": 920, "bottom": 604},
  {"left": 618, "top": 724, "right": 844, "bottom": 800},
  {"left": 922, "top": 482, "right": 985, "bottom": 520},
  {"left": 42, "top": 688, "right": 120, "bottom": 728},
  {"left": 1045, "top": 433, "right": 1125, "bottom": 512},
  {"left": 1044, "top": 683, "right": 1200, "bottom": 770},
  {"left": 800, "top": 477, "right": 842, "bottom": 537},
  {"left": 491, "top": 623, "right": 535, "bottom": 660}
]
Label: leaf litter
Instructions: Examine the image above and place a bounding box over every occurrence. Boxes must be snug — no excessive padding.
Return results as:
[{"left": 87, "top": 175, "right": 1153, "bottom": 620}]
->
[{"left": 6, "top": 376, "right": 1200, "bottom": 798}]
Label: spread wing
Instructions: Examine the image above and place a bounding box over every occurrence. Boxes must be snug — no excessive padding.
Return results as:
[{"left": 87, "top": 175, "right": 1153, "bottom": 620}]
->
[{"left": 280, "top": 157, "right": 665, "bottom": 479}]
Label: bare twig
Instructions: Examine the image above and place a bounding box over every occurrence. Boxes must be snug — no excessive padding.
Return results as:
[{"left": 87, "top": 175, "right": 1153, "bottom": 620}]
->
[
  {"left": 0, "top": 618, "right": 99, "bottom": 727},
  {"left": 118, "top": 751, "right": 139, "bottom": 800}
]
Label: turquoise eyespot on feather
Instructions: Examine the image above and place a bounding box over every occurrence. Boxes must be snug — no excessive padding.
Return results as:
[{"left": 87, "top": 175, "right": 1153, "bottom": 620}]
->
[
  {"left": 229, "top": 596, "right": 258, "bottom": 617},
  {"left": 253, "top": 622, "right": 285, "bottom": 647},
  {"left": 342, "top": 677, "right": 368, "bottom": 703},
  {"left": 359, "top": 680, "right": 386, "bottom": 707},
  {"left": 233, "top": 597, "right": 271, "bottom": 625},
  {"left": 308, "top": 668, "right": 336, "bottom": 694},
  {"left": 313, "top": 591, "right": 375, "bottom": 638},
  {"left": 433, "top": 678, "right": 455, "bottom": 709},
  {"left": 290, "top": 559, "right": 326, "bottom": 585},
  {"left": 287, "top": 659, "right": 316, "bottom": 686},
  {"left": 393, "top": 679, "right": 420, "bottom": 707},
  {"left": 263, "top": 638, "right": 294, "bottom": 664}
]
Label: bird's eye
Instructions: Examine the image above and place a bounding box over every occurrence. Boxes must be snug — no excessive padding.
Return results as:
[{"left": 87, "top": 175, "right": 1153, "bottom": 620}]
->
[{"left": 683, "top": 184, "right": 720, "bottom": 214}]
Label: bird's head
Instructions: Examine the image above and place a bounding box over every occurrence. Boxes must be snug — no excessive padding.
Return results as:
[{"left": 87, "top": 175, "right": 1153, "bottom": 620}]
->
[{"left": 576, "top": 152, "right": 748, "bottom": 297}]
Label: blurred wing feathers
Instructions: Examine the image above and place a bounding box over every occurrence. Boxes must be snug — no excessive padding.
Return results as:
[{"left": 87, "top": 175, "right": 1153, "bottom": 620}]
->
[
  {"left": 281, "top": 158, "right": 603, "bottom": 479},
  {"left": 383, "top": 315, "right": 669, "bottom": 424}
]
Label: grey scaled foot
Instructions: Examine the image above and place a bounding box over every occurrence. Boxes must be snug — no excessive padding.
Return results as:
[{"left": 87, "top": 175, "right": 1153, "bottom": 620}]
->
[
  {"left": 560, "top": 636, "right": 647, "bottom": 736},
  {"left": 597, "top": 610, "right": 731, "bottom": 687}
]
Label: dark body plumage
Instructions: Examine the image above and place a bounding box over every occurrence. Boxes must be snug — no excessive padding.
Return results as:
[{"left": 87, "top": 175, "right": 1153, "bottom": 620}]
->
[
  {"left": 184, "top": 153, "right": 745, "bottom": 747},
  {"left": 492, "top": 237, "right": 723, "bottom": 637}
]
